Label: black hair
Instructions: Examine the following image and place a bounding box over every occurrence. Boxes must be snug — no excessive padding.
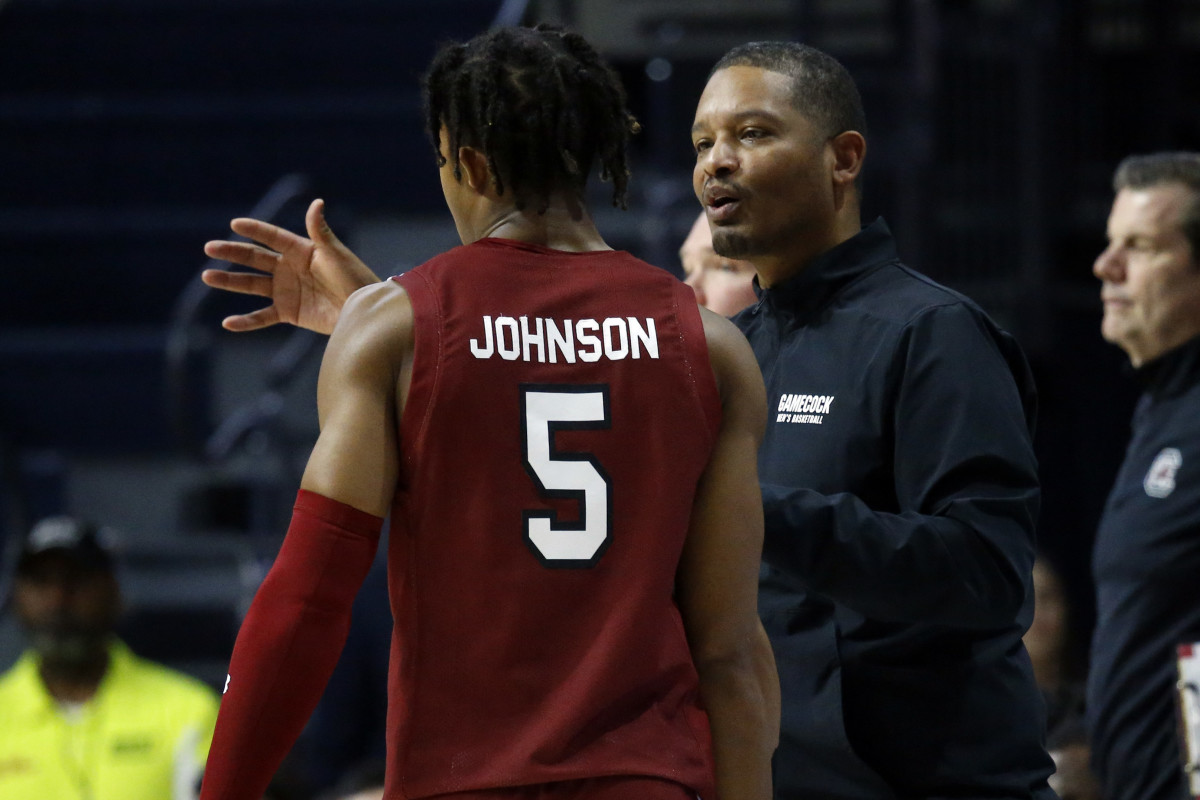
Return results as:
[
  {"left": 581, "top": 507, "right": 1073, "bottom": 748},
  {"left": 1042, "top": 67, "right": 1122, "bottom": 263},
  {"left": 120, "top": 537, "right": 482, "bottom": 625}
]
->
[
  {"left": 710, "top": 41, "right": 867, "bottom": 141},
  {"left": 1113, "top": 151, "right": 1200, "bottom": 262},
  {"left": 423, "top": 24, "right": 641, "bottom": 213}
]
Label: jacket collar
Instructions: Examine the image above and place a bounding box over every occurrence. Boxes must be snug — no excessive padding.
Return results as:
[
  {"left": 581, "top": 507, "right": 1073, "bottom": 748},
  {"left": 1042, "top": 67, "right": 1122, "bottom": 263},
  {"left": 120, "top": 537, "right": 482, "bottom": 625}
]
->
[
  {"left": 1135, "top": 333, "right": 1200, "bottom": 400},
  {"left": 751, "top": 217, "right": 899, "bottom": 319}
]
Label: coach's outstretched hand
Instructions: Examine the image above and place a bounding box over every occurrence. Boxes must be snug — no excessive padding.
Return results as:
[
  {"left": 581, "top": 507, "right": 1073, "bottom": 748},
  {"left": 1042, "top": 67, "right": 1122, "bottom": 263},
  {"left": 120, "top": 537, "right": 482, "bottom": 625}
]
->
[{"left": 202, "top": 198, "right": 380, "bottom": 335}]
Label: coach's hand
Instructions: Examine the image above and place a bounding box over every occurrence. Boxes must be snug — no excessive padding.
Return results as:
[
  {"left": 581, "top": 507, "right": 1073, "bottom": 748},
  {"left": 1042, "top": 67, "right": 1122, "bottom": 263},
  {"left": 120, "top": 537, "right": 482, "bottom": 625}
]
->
[{"left": 202, "top": 198, "right": 380, "bottom": 335}]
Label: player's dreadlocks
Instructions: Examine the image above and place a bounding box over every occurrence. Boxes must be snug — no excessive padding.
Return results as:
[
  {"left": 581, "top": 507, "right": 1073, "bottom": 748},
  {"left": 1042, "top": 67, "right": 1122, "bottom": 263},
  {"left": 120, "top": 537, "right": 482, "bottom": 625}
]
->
[{"left": 423, "top": 24, "right": 641, "bottom": 213}]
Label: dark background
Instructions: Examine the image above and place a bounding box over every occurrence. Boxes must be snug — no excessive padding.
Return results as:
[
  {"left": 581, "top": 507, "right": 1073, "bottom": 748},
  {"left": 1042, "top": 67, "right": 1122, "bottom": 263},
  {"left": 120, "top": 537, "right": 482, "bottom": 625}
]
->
[{"left": 1, "top": 0, "right": 1197, "bottom": 684}]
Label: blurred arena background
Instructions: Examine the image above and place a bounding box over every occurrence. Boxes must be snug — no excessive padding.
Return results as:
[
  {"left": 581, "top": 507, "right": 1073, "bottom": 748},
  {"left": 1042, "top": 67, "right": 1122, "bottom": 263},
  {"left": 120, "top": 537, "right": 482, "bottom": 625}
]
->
[{"left": 1, "top": 0, "right": 1198, "bottom": 686}]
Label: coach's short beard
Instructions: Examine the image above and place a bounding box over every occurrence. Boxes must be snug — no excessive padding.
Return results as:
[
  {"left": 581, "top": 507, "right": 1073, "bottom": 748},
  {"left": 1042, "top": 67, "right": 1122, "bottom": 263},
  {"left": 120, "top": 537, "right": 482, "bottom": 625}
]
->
[{"left": 712, "top": 229, "right": 754, "bottom": 260}]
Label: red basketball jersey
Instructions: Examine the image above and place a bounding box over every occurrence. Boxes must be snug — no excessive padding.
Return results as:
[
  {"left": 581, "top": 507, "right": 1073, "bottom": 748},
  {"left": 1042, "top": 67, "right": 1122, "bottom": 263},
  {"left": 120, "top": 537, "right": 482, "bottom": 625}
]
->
[{"left": 385, "top": 237, "right": 722, "bottom": 798}]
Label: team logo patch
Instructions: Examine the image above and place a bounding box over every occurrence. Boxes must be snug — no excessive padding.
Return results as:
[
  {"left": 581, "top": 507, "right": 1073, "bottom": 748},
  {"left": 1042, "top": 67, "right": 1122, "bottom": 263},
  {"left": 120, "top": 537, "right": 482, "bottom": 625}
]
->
[
  {"left": 775, "top": 392, "right": 836, "bottom": 425},
  {"left": 1144, "top": 447, "right": 1182, "bottom": 498}
]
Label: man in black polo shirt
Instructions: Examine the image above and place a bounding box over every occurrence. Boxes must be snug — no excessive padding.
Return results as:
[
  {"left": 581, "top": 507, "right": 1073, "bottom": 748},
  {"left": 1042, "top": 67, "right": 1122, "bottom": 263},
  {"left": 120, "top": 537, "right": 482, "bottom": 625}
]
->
[{"left": 1088, "top": 151, "right": 1200, "bottom": 800}]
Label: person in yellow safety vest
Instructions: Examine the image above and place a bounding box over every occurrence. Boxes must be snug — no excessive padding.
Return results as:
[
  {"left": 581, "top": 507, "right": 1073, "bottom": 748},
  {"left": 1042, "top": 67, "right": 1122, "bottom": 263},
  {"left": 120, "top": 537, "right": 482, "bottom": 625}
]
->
[{"left": 0, "top": 516, "right": 219, "bottom": 800}]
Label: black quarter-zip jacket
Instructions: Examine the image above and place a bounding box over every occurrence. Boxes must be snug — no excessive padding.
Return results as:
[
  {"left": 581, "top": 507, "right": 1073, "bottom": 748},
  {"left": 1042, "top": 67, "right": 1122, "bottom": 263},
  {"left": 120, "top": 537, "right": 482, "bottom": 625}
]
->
[
  {"left": 733, "top": 219, "right": 1056, "bottom": 799},
  {"left": 1087, "top": 334, "right": 1200, "bottom": 800}
]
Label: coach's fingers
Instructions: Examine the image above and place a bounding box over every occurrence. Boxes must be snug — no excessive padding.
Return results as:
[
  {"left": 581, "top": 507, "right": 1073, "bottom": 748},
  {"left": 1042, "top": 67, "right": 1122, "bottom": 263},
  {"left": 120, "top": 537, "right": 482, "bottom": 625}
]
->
[
  {"left": 221, "top": 305, "right": 282, "bottom": 332},
  {"left": 204, "top": 240, "right": 284, "bottom": 274},
  {"left": 201, "top": 268, "right": 274, "bottom": 298},
  {"left": 229, "top": 217, "right": 309, "bottom": 255},
  {"left": 304, "top": 198, "right": 346, "bottom": 250}
]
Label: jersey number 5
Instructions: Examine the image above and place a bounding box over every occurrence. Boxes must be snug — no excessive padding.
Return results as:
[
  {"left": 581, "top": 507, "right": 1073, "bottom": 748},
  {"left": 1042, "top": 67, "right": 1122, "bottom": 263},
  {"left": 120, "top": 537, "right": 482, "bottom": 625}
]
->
[{"left": 520, "top": 384, "right": 612, "bottom": 568}]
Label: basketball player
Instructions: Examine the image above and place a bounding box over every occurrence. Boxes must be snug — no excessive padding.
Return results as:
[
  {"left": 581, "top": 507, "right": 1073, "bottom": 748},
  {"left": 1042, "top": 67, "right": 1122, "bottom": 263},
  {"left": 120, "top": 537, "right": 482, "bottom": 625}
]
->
[{"left": 198, "top": 25, "right": 778, "bottom": 800}]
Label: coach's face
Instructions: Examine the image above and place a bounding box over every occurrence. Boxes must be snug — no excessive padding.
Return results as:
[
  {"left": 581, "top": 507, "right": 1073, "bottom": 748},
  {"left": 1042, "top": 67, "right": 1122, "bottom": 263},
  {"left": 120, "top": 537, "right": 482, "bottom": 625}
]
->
[
  {"left": 691, "top": 66, "right": 837, "bottom": 287},
  {"left": 1093, "top": 183, "right": 1200, "bottom": 366}
]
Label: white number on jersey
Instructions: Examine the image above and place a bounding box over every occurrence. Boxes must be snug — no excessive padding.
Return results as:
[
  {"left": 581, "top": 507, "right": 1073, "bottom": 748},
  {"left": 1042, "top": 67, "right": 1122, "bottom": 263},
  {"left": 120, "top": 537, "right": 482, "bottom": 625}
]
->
[{"left": 520, "top": 384, "right": 612, "bottom": 567}]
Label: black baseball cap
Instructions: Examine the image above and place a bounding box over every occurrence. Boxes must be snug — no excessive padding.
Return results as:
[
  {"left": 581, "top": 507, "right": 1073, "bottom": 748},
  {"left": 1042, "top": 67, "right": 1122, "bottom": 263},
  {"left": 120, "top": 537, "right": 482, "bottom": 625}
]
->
[{"left": 16, "top": 516, "right": 115, "bottom": 575}]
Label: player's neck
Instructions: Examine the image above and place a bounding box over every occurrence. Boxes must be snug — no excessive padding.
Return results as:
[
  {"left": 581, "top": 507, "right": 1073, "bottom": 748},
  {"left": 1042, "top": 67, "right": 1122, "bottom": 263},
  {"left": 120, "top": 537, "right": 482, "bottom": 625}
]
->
[{"left": 474, "top": 194, "right": 612, "bottom": 253}]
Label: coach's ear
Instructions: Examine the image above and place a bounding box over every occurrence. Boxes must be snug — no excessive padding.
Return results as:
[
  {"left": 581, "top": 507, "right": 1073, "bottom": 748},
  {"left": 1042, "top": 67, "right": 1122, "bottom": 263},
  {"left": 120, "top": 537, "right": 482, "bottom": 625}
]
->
[
  {"left": 828, "top": 130, "right": 865, "bottom": 210},
  {"left": 457, "top": 145, "right": 493, "bottom": 196}
]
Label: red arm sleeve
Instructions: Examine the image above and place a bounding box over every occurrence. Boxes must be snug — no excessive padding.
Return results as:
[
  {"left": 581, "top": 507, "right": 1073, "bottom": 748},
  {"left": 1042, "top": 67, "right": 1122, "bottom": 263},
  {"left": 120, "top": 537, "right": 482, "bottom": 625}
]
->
[{"left": 199, "top": 489, "right": 383, "bottom": 800}]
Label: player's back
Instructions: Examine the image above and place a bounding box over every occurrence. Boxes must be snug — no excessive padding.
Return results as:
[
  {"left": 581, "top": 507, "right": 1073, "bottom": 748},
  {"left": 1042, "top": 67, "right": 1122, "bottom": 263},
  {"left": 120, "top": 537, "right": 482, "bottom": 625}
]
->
[{"left": 388, "top": 237, "right": 721, "bottom": 798}]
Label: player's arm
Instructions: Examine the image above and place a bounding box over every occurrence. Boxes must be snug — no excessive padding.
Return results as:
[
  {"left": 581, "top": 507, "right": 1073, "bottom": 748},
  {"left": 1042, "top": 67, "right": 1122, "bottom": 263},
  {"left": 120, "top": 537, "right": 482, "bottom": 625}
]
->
[
  {"left": 202, "top": 198, "right": 381, "bottom": 334},
  {"left": 298, "top": 280, "right": 409, "bottom": 511},
  {"left": 677, "top": 307, "right": 779, "bottom": 800},
  {"left": 199, "top": 282, "right": 410, "bottom": 800}
]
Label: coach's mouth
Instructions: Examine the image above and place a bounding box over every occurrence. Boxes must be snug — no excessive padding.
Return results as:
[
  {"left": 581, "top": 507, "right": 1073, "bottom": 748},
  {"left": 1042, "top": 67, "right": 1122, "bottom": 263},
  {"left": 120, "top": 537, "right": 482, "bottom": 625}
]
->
[{"left": 704, "top": 185, "right": 742, "bottom": 223}]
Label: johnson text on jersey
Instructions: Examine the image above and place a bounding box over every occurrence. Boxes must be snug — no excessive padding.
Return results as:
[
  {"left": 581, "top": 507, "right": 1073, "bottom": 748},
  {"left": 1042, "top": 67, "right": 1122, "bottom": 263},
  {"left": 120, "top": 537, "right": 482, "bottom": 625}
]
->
[{"left": 470, "top": 315, "right": 660, "bottom": 363}]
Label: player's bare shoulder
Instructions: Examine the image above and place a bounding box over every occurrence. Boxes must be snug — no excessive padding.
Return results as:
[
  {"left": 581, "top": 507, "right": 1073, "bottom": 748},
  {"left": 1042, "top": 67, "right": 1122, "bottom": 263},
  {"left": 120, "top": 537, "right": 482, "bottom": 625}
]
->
[
  {"left": 340, "top": 279, "right": 413, "bottom": 332},
  {"left": 330, "top": 280, "right": 415, "bottom": 366},
  {"left": 700, "top": 309, "right": 763, "bottom": 441},
  {"left": 317, "top": 279, "right": 416, "bottom": 416},
  {"left": 700, "top": 307, "right": 763, "bottom": 398}
]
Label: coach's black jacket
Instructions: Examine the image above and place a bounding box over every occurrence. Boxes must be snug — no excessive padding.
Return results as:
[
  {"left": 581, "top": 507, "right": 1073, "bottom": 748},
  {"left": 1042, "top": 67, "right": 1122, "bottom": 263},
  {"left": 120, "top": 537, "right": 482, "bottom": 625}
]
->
[{"left": 733, "top": 219, "right": 1056, "bottom": 799}]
